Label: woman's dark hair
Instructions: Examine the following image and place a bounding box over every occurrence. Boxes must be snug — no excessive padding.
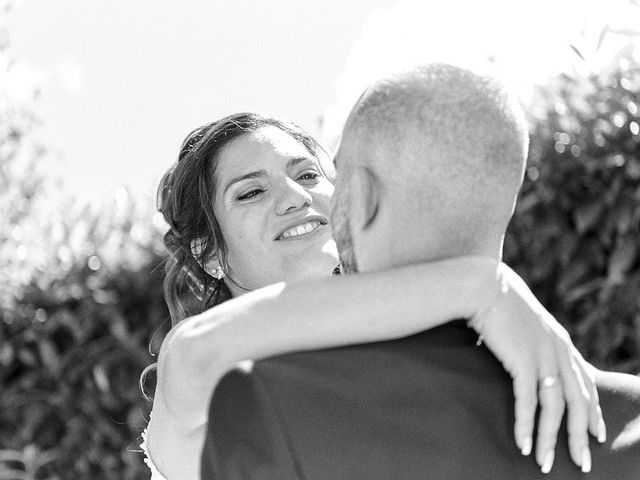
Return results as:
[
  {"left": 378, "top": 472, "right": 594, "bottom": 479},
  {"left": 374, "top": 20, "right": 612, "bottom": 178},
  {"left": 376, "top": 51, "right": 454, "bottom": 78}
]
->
[{"left": 157, "top": 112, "right": 334, "bottom": 325}]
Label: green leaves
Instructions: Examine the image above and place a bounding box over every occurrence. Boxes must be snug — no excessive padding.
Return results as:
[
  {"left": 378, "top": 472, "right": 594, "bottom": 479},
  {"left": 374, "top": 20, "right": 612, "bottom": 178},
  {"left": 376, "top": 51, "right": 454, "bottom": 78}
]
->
[
  {"left": 506, "top": 56, "right": 640, "bottom": 373},
  {"left": 607, "top": 234, "right": 637, "bottom": 284},
  {"left": 573, "top": 201, "right": 604, "bottom": 234}
]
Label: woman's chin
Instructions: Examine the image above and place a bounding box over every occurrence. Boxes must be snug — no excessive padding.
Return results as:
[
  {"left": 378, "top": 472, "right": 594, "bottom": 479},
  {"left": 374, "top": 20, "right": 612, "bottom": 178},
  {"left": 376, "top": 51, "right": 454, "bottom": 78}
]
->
[
  {"left": 276, "top": 237, "right": 339, "bottom": 280},
  {"left": 229, "top": 239, "right": 340, "bottom": 292},
  {"left": 288, "top": 255, "right": 340, "bottom": 282}
]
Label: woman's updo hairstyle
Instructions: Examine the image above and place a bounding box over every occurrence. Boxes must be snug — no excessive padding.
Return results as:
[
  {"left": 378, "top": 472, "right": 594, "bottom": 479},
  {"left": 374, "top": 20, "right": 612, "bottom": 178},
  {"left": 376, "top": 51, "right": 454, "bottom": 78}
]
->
[{"left": 157, "top": 112, "right": 333, "bottom": 325}]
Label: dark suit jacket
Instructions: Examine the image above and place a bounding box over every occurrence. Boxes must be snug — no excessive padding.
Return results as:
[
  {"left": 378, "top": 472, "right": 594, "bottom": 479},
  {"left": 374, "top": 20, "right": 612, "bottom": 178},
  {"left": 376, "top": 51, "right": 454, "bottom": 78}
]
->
[{"left": 201, "top": 321, "right": 640, "bottom": 479}]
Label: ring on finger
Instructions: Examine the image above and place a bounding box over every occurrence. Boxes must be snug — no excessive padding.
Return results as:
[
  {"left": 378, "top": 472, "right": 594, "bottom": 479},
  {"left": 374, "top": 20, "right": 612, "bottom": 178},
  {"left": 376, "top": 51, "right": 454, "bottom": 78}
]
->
[{"left": 539, "top": 375, "right": 561, "bottom": 390}]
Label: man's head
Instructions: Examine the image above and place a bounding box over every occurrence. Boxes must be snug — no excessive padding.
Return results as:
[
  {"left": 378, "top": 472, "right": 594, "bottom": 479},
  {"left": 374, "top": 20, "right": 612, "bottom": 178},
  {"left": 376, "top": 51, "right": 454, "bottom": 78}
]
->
[{"left": 331, "top": 62, "right": 529, "bottom": 273}]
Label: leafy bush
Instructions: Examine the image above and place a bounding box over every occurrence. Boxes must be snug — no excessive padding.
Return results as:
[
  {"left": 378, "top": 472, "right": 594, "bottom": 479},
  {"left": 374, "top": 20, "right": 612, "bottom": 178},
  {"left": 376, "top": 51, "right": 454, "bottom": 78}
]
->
[
  {"left": 0, "top": 192, "right": 170, "bottom": 480},
  {"left": 505, "top": 57, "right": 640, "bottom": 373},
  {"left": 1, "top": 14, "right": 170, "bottom": 476}
]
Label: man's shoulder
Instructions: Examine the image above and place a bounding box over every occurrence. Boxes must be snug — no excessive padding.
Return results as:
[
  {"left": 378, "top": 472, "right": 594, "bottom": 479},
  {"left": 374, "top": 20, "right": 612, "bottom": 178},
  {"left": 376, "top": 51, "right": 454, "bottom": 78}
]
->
[
  {"left": 254, "top": 320, "right": 501, "bottom": 377},
  {"left": 207, "top": 328, "right": 640, "bottom": 479},
  {"left": 208, "top": 323, "right": 521, "bottom": 480},
  {"left": 212, "top": 320, "right": 515, "bottom": 442}
]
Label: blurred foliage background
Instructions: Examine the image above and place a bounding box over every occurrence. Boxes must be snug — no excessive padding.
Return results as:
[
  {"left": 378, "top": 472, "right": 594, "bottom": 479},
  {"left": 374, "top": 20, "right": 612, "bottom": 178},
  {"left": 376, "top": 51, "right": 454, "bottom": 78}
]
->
[
  {"left": 1, "top": 8, "right": 639, "bottom": 480},
  {"left": 0, "top": 5, "right": 169, "bottom": 478},
  {"left": 504, "top": 52, "right": 640, "bottom": 373}
]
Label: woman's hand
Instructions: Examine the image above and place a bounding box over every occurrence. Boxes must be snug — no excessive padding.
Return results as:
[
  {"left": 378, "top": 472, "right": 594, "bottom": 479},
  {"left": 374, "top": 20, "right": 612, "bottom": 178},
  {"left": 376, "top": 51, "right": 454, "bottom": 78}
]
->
[{"left": 469, "top": 263, "right": 605, "bottom": 474}]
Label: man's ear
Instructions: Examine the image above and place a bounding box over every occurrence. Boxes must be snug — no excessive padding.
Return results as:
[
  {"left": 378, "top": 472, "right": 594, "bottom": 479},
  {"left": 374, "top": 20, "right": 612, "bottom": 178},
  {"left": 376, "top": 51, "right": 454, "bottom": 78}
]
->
[
  {"left": 190, "top": 238, "right": 221, "bottom": 276},
  {"left": 350, "top": 166, "right": 380, "bottom": 232}
]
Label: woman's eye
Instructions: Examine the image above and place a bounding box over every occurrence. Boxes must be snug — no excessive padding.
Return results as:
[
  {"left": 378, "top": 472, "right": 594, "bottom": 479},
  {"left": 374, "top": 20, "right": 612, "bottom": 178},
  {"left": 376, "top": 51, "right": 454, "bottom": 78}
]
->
[
  {"left": 298, "top": 171, "right": 321, "bottom": 181},
  {"left": 237, "top": 189, "right": 264, "bottom": 201}
]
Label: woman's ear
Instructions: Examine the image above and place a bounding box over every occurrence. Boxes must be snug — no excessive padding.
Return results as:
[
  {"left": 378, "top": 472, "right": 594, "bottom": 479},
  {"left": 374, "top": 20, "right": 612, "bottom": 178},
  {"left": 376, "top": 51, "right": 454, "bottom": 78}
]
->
[
  {"left": 190, "top": 238, "right": 224, "bottom": 279},
  {"left": 350, "top": 166, "right": 380, "bottom": 232}
]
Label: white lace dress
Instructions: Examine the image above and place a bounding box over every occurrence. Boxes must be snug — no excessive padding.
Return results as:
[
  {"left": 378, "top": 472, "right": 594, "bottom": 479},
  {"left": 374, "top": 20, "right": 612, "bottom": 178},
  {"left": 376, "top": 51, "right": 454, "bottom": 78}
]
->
[{"left": 140, "top": 427, "right": 168, "bottom": 480}]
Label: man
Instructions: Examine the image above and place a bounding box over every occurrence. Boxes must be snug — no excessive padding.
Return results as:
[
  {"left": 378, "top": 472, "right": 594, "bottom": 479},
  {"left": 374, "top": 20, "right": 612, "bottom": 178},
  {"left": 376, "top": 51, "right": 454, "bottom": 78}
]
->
[{"left": 200, "top": 63, "right": 640, "bottom": 479}]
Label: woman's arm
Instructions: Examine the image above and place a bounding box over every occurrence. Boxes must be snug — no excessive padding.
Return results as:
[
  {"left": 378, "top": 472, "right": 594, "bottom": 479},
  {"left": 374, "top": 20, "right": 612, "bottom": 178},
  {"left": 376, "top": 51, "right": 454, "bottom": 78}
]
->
[
  {"left": 147, "top": 257, "right": 602, "bottom": 478},
  {"left": 153, "top": 257, "right": 496, "bottom": 421}
]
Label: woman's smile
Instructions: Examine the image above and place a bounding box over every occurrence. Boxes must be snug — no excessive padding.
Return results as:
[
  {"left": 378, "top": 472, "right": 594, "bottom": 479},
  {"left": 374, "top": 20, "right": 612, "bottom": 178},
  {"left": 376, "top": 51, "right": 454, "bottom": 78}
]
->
[{"left": 275, "top": 216, "right": 328, "bottom": 241}]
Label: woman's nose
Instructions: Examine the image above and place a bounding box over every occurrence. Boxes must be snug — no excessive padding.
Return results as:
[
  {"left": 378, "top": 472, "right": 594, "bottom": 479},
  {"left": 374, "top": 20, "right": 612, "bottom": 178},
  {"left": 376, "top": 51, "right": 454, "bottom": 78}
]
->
[{"left": 275, "top": 177, "right": 313, "bottom": 215}]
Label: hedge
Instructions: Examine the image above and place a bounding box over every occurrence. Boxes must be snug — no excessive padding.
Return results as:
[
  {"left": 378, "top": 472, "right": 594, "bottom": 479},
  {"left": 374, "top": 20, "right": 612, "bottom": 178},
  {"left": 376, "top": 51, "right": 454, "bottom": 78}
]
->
[{"left": 505, "top": 59, "right": 640, "bottom": 373}]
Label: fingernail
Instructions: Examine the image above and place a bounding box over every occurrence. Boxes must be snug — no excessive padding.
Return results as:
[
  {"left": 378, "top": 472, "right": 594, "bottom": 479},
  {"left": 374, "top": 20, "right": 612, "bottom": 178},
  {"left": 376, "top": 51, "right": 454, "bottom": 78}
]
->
[
  {"left": 581, "top": 447, "right": 592, "bottom": 473},
  {"left": 597, "top": 418, "right": 607, "bottom": 443},
  {"left": 521, "top": 436, "right": 532, "bottom": 456},
  {"left": 541, "top": 451, "right": 555, "bottom": 474}
]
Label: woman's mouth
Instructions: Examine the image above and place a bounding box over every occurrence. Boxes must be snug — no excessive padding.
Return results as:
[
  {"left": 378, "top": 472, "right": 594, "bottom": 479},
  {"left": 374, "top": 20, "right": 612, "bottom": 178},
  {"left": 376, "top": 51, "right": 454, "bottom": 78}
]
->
[{"left": 277, "top": 220, "right": 323, "bottom": 240}]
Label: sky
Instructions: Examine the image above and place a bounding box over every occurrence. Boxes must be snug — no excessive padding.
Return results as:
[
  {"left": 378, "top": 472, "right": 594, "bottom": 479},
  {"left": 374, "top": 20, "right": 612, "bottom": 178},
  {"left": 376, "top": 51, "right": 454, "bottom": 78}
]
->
[
  {"left": 6, "top": 0, "right": 640, "bottom": 206},
  {"left": 7, "top": 0, "right": 396, "bottom": 204}
]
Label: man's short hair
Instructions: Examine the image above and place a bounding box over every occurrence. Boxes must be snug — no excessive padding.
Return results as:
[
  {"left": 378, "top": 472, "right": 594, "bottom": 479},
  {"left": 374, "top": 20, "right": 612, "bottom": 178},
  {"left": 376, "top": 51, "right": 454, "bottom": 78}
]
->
[{"left": 341, "top": 62, "right": 529, "bottom": 251}]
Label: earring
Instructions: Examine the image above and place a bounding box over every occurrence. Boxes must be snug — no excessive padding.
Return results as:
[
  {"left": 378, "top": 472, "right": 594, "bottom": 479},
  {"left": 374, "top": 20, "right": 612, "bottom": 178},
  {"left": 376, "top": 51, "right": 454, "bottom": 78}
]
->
[{"left": 213, "top": 266, "right": 225, "bottom": 280}]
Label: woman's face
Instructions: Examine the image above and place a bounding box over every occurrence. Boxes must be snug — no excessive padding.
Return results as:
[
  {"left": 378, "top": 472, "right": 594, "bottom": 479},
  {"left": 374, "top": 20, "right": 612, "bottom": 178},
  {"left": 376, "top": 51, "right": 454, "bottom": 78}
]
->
[{"left": 213, "top": 125, "right": 338, "bottom": 294}]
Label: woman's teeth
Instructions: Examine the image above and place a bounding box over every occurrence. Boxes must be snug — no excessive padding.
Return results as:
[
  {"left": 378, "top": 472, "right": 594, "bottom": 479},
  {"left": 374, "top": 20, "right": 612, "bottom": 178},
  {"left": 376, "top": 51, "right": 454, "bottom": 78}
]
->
[{"left": 279, "top": 221, "right": 321, "bottom": 239}]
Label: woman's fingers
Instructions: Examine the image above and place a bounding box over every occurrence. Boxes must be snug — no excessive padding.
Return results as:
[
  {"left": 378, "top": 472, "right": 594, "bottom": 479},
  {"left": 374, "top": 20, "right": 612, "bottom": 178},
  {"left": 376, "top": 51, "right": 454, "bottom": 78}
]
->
[
  {"left": 535, "top": 373, "right": 565, "bottom": 473},
  {"left": 532, "top": 340, "right": 565, "bottom": 473},
  {"left": 575, "top": 352, "right": 606, "bottom": 443},
  {"left": 555, "top": 340, "right": 592, "bottom": 472},
  {"left": 512, "top": 372, "right": 536, "bottom": 456}
]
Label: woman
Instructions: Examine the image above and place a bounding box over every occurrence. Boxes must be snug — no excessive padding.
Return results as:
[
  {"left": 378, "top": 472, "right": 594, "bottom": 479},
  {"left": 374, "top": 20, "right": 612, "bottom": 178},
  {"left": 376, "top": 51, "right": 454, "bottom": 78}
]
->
[{"left": 143, "top": 113, "right": 604, "bottom": 479}]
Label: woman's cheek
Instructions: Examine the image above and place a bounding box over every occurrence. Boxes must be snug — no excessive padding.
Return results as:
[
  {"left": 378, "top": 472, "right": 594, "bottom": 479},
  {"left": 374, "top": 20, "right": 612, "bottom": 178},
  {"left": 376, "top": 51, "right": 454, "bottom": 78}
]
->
[
  {"left": 235, "top": 208, "right": 266, "bottom": 248},
  {"left": 321, "top": 180, "right": 335, "bottom": 196},
  {"left": 317, "top": 184, "right": 335, "bottom": 211},
  {"left": 309, "top": 180, "right": 333, "bottom": 200}
]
